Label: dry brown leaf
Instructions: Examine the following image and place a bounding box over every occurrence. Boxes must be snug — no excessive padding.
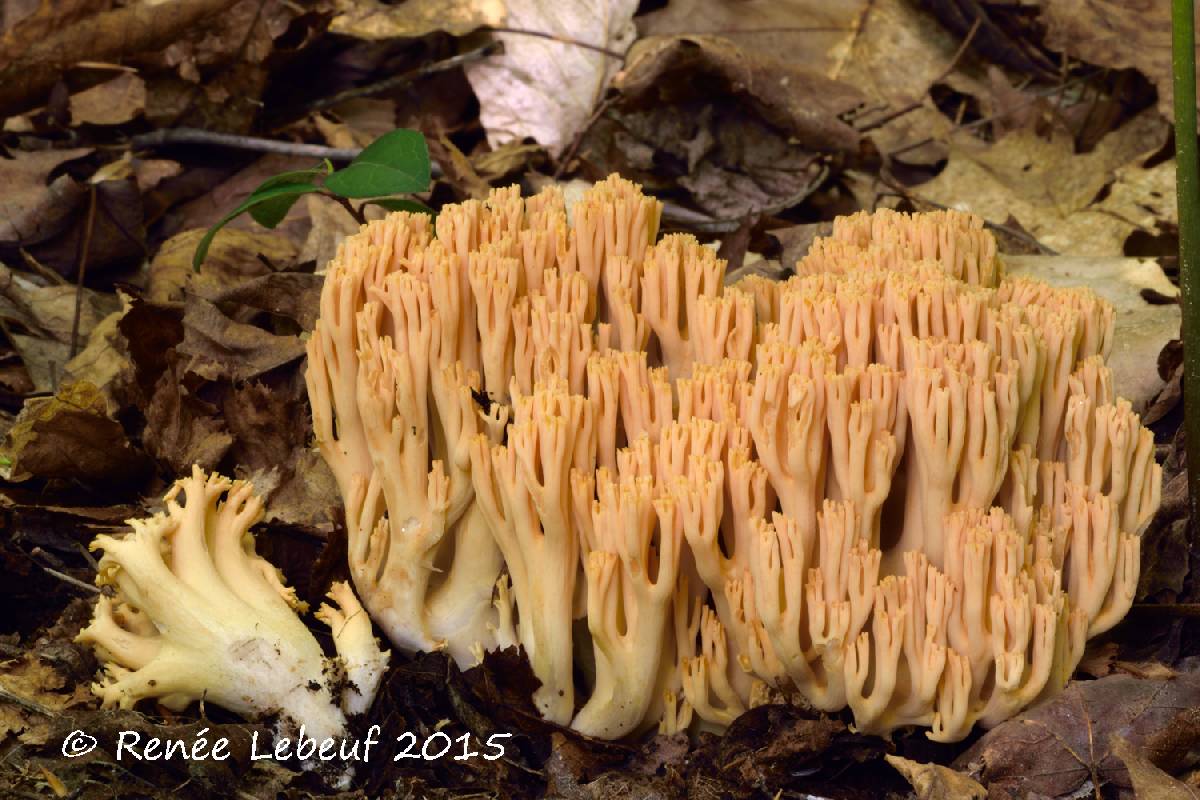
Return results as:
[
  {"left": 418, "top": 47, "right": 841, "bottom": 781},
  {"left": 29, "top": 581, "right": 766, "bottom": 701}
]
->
[
  {"left": 0, "top": 263, "right": 120, "bottom": 344},
  {"left": 886, "top": 755, "right": 986, "bottom": 800},
  {"left": 313, "top": 98, "right": 396, "bottom": 150},
  {"left": 130, "top": 157, "right": 181, "bottom": 192},
  {"left": 0, "top": 148, "right": 91, "bottom": 244},
  {"left": 329, "top": 0, "right": 504, "bottom": 39},
  {"left": 636, "top": 0, "right": 865, "bottom": 77},
  {"left": 178, "top": 295, "right": 307, "bottom": 382},
  {"left": 583, "top": 35, "right": 861, "bottom": 217},
  {"left": 956, "top": 673, "right": 1200, "bottom": 798},
  {"left": 62, "top": 295, "right": 134, "bottom": 415},
  {"left": 7, "top": 334, "right": 68, "bottom": 393},
  {"left": 0, "top": 380, "right": 150, "bottom": 486},
  {"left": 1112, "top": 736, "right": 1200, "bottom": 800},
  {"left": 464, "top": 0, "right": 638, "bottom": 157},
  {"left": 1039, "top": 0, "right": 1192, "bottom": 118},
  {"left": 918, "top": 111, "right": 1171, "bottom": 255},
  {"left": 142, "top": 355, "right": 231, "bottom": 473},
  {"left": 68, "top": 71, "right": 145, "bottom": 125},
  {"left": 472, "top": 141, "right": 545, "bottom": 182},
  {"left": 0, "top": 0, "right": 240, "bottom": 114},
  {"left": 148, "top": 228, "right": 297, "bottom": 303},
  {"left": 839, "top": 0, "right": 977, "bottom": 163},
  {"left": 0, "top": 651, "right": 94, "bottom": 746},
  {"left": 0, "top": 0, "right": 113, "bottom": 55}
]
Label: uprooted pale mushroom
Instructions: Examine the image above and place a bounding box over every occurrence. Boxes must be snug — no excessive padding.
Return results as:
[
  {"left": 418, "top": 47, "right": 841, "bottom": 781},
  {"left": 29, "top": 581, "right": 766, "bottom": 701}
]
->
[
  {"left": 297, "top": 177, "right": 1160, "bottom": 742},
  {"left": 78, "top": 467, "right": 390, "bottom": 768}
]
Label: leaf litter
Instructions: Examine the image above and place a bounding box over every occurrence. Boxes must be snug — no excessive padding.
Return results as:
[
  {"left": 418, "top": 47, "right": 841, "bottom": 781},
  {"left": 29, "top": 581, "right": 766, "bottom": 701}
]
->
[{"left": 0, "top": 0, "right": 1194, "bottom": 797}]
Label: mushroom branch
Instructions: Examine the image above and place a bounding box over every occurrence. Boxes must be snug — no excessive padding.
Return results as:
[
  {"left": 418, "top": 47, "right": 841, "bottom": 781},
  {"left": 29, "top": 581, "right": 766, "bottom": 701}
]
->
[
  {"left": 78, "top": 468, "right": 389, "bottom": 746},
  {"left": 306, "top": 178, "right": 1160, "bottom": 742}
]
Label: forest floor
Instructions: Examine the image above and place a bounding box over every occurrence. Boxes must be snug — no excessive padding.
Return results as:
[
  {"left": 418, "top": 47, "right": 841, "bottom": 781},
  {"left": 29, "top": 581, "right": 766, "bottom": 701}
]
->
[{"left": 0, "top": 0, "right": 1195, "bottom": 798}]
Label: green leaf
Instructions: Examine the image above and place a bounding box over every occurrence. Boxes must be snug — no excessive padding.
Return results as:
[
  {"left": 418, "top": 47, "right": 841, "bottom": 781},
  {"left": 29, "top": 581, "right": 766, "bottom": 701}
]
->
[
  {"left": 324, "top": 129, "right": 431, "bottom": 198},
  {"left": 366, "top": 197, "right": 435, "bottom": 216},
  {"left": 247, "top": 165, "right": 331, "bottom": 227},
  {"left": 192, "top": 182, "right": 319, "bottom": 270}
]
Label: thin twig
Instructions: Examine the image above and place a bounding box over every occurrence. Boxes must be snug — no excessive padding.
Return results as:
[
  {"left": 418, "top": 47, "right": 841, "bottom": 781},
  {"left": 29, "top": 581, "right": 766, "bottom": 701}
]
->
[
  {"left": 18, "top": 249, "right": 67, "bottom": 286},
  {"left": 483, "top": 26, "right": 628, "bottom": 59},
  {"left": 129, "top": 128, "right": 363, "bottom": 161},
  {"left": 331, "top": 195, "right": 367, "bottom": 226},
  {"left": 554, "top": 95, "right": 618, "bottom": 179},
  {"left": 76, "top": 540, "right": 98, "bottom": 571},
  {"left": 858, "top": 16, "right": 981, "bottom": 133},
  {"left": 68, "top": 184, "right": 97, "bottom": 362},
  {"left": 306, "top": 42, "right": 500, "bottom": 114},
  {"left": 0, "top": 685, "right": 55, "bottom": 717},
  {"left": 39, "top": 565, "right": 100, "bottom": 595}
]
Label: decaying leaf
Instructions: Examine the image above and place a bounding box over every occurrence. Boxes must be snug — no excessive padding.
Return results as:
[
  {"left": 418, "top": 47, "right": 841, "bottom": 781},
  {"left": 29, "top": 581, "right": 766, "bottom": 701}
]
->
[
  {"left": 0, "top": 380, "right": 150, "bottom": 486},
  {"left": 0, "top": 0, "right": 241, "bottom": 115},
  {"left": 313, "top": 98, "right": 397, "bottom": 150},
  {"left": 886, "top": 755, "right": 987, "bottom": 800},
  {"left": 464, "top": 0, "right": 638, "bottom": 157},
  {"left": 0, "top": 263, "right": 120, "bottom": 344},
  {"left": 0, "top": 650, "right": 94, "bottom": 747},
  {"left": 61, "top": 295, "right": 135, "bottom": 415}
]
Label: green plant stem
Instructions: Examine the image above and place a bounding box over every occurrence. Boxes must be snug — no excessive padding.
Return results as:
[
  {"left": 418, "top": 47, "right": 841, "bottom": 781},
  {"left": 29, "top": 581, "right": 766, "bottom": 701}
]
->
[{"left": 1174, "top": 0, "right": 1200, "bottom": 524}]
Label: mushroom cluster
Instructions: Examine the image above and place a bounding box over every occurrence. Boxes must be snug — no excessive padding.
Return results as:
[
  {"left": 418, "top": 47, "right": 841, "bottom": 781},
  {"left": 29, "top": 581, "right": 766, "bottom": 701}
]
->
[
  {"left": 78, "top": 467, "right": 390, "bottom": 747},
  {"left": 294, "top": 177, "right": 1160, "bottom": 742}
]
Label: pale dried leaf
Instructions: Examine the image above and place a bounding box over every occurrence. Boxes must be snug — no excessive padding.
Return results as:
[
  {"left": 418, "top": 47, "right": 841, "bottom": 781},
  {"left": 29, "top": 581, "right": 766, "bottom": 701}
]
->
[
  {"left": 886, "top": 755, "right": 986, "bottom": 800},
  {"left": 330, "top": 0, "right": 504, "bottom": 39},
  {"left": 636, "top": 0, "right": 865, "bottom": 76},
  {"left": 464, "top": 0, "right": 638, "bottom": 157},
  {"left": 68, "top": 71, "right": 145, "bottom": 125},
  {"left": 917, "top": 111, "right": 1171, "bottom": 255},
  {"left": 1112, "top": 736, "right": 1200, "bottom": 800}
]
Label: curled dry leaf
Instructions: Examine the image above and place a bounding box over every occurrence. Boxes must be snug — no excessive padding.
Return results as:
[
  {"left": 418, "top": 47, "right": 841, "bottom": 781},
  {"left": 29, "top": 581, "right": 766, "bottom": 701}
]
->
[
  {"left": 178, "top": 295, "right": 307, "bottom": 381},
  {"left": 886, "top": 755, "right": 987, "bottom": 800},
  {"left": 636, "top": 0, "right": 866, "bottom": 75},
  {"left": 1111, "top": 736, "right": 1200, "bottom": 800},
  {"left": 0, "top": 0, "right": 240, "bottom": 115}
]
